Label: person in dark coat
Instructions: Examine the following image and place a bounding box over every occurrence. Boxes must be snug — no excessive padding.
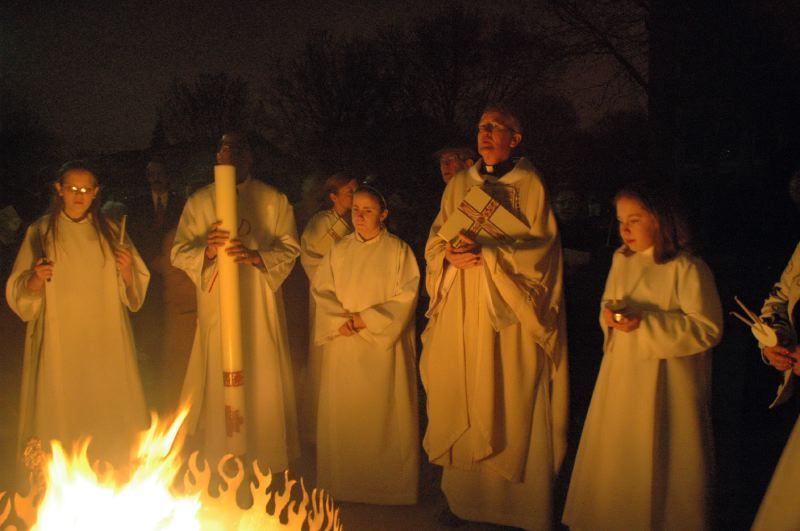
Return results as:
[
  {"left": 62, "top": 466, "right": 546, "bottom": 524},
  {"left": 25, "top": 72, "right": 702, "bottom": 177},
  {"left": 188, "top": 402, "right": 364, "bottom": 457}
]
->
[{"left": 125, "top": 158, "right": 186, "bottom": 410}]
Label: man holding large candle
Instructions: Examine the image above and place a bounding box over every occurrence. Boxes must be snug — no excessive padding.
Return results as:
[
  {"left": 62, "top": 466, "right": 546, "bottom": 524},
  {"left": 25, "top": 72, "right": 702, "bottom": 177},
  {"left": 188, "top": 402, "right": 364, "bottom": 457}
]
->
[{"left": 171, "top": 131, "right": 301, "bottom": 471}]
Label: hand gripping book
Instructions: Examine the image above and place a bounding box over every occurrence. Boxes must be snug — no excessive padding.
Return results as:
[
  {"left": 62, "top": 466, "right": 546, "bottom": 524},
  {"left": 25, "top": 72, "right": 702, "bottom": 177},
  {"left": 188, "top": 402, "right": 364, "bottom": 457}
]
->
[{"left": 437, "top": 186, "right": 530, "bottom": 247}]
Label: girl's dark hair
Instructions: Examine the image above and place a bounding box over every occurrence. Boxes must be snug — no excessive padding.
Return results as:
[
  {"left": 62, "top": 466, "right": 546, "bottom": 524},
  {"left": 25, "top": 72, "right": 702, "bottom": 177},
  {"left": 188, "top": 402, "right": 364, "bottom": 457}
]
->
[
  {"left": 320, "top": 172, "right": 356, "bottom": 210},
  {"left": 355, "top": 184, "right": 387, "bottom": 212},
  {"left": 614, "top": 183, "right": 692, "bottom": 264},
  {"left": 45, "top": 160, "right": 118, "bottom": 260}
]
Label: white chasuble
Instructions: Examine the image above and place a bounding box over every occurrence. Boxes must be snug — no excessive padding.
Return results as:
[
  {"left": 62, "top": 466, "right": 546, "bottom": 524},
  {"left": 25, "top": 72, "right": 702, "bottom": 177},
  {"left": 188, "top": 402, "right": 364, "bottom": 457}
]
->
[
  {"left": 563, "top": 248, "right": 723, "bottom": 531},
  {"left": 6, "top": 214, "right": 150, "bottom": 466},
  {"left": 312, "top": 229, "right": 420, "bottom": 504},
  {"left": 752, "top": 415, "right": 800, "bottom": 531},
  {"left": 172, "top": 178, "right": 300, "bottom": 471},
  {"left": 299, "top": 209, "right": 352, "bottom": 444},
  {"left": 420, "top": 158, "right": 568, "bottom": 530}
]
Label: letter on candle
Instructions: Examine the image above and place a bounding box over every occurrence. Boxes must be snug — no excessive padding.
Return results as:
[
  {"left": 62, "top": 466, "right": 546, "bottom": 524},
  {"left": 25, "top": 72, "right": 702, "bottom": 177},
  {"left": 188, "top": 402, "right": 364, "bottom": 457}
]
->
[{"left": 215, "top": 164, "right": 247, "bottom": 455}]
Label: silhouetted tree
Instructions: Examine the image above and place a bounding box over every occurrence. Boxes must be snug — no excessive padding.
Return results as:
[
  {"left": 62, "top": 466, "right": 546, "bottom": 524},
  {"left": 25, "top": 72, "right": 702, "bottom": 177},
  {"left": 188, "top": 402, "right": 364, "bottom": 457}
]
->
[
  {"left": 509, "top": 93, "right": 583, "bottom": 187},
  {"left": 158, "top": 73, "right": 259, "bottom": 145},
  {"left": 262, "top": 7, "right": 573, "bottom": 199},
  {"left": 384, "top": 7, "right": 565, "bottom": 141},
  {"left": 0, "top": 97, "right": 62, "bottom": 193},
  {"left": 548, "top": 0, "right": 648, "bottom": 94},
  {"left": 263, "top": 31, "right": 398, "bottom": 175},
  {"left": 583, "top": 110, "right": 649, "bottom": 193},
  {"left": 149, "top": 116, "right": 168, "bottom": 150},
  {"left": 548, "top": 1, "right": 800, "bottom": 183}
]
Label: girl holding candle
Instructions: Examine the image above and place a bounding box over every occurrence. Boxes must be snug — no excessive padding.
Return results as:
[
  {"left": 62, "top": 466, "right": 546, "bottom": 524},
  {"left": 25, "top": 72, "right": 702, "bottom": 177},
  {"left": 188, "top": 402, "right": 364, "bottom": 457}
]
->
[
  {"left": 311, "top": 185, "right": 420, "bottom": 504},
  {"left": 5, "top": 161, "right": 150, "bottom": 466},
  {"left": 563, "top": 184, "right": 723, "bottom": 531}
]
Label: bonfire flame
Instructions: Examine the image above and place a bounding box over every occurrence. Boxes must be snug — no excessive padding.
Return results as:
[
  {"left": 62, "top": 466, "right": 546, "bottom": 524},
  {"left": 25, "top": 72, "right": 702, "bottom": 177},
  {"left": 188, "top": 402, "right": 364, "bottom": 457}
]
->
[{"left": 0, "top": 410, "right": 341, "bottom": 531}]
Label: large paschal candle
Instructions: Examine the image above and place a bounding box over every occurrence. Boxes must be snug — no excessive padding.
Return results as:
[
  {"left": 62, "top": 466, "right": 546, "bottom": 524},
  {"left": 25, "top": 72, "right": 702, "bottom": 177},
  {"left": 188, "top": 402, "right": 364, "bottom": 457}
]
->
[{"left": 214, "top": 164, "right": 247, "bottom": 456}]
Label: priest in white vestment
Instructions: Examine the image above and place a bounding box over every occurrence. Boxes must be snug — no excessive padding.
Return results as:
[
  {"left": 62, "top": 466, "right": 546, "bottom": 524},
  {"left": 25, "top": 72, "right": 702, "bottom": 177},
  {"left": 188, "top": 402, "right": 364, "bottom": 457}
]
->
[
  {"left": 172, "top": 132, "right": 301, "bottom": 471},
  {"left": 751, "top": 240, "right": 800, "bottom": 531},
  {"left": 312, "top": 186, "right": 420, "bottom": 504},
  {"left": 6, "top": 162, "right": 149, "bottom": 467},
  {"left": 299, "top": 173, "right": 356, "bottom": 444},
  {"left": 421, "top": 107, "right": 568, "bottom": 530},
  {"left": 563, "top": 186, "right": 723, "bottom": 531}
]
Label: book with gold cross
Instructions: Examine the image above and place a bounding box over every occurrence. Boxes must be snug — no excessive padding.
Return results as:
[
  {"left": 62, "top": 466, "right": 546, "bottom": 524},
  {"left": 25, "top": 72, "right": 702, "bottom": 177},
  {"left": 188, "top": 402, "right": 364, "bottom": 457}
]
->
[
  {"left": 437, "top": 186, "right": 530, "bottom": 247},
  {"left": 317, "top": 213, "right": 352, "bottom": 247}
]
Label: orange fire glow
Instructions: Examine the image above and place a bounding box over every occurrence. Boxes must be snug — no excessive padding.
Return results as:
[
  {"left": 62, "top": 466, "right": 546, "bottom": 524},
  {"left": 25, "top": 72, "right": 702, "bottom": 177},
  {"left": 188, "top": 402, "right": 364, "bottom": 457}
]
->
[{"left": 0, "top": 409, "right": 341, "bottom": 531}]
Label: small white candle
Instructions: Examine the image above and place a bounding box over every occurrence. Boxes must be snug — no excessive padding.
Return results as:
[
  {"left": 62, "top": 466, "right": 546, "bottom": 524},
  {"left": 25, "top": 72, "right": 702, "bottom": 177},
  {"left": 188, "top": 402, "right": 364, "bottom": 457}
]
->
[{"left": 118, "top": 214, "right": 127, "bottom": 246}]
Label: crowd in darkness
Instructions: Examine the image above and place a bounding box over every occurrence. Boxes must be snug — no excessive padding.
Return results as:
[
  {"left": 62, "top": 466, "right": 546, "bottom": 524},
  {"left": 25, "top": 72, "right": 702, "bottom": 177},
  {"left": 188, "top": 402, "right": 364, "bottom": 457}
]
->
[
  {"left": 0, "top": 74, "right": 800, "bottom": 528},
  {"left": 1, "top": 97, "right": 799, "bottom": 529},
  {"left": 2, "top": 1, "right": 800, "bottom": 529}
]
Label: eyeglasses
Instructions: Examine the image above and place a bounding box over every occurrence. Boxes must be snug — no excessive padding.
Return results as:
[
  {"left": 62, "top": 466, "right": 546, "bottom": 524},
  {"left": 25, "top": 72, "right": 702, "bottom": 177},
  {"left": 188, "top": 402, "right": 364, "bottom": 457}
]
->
[
  {"left": 65, "top": 185, "right": 96, "bottom": 194},
  {"left": 477, "top": 122, "right": 514, "bottom": 135}
]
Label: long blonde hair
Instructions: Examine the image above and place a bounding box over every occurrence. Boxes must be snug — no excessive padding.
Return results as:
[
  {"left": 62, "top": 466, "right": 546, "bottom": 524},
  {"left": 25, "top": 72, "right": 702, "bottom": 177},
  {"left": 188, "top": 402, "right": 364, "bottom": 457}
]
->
[{"left": 44, "top": 160, "right": 118, "bottom": 260}]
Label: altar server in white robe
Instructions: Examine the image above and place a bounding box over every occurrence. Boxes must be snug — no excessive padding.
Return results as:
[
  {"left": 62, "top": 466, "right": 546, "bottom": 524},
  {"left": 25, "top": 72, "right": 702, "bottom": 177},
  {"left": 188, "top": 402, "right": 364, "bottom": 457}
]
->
[
  {"left": 312, "top": 185, "right": 420, "bottom": 504},
  {"left": 172, "top": 132, "right": 301, "bottom": 471},
  {"left": 751, "top": 240, "right": 800, "bottom": 531},
  {"left": 6, "top": 161, "right": 149, "bottom": 466},
  {"left": 563, "top": 184, "right": 723, "bottom": 531},
  {"left": 421, "top": 106, "right": 568, "bottom": 530},
  {"left": 299, "top": 173, "right": 356, "bottom": 444}
]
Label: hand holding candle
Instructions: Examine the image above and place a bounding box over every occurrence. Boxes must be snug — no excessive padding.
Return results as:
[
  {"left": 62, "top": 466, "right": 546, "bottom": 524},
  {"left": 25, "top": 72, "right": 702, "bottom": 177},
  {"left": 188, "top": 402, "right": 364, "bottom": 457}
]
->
[
  {"left": 225, "top": 238, "right": 264, "bottom": 268},
  {"left": 38, "top": 231, "right": 52, "bottom": 283},
  {"left": 207, "top": 220, "right": 263, "bottom": 268},
  {"left": 603, "top": 300, "right": 641, "bottom": 332},
  {"left": 28, "top": 257, "right": 54, "bottom": 292},
  {"left": 205, "top": 221, "right": 229, "bottom": 260},
  {"left": 115, "top": 246, "right": 134, "bottom": 287}
]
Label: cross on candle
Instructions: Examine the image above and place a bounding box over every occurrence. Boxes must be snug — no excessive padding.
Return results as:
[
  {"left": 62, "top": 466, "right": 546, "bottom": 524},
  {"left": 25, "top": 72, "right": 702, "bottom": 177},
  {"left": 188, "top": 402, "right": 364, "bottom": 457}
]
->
[{"left": 225, "top": 406, "right": 245, "bottom": 436}]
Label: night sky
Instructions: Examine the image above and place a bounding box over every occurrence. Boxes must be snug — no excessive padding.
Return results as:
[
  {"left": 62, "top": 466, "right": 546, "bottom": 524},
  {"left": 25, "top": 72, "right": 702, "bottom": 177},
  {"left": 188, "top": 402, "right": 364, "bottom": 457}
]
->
[{"left": 1, "top": 0, "right": 636, "bottom": 154}]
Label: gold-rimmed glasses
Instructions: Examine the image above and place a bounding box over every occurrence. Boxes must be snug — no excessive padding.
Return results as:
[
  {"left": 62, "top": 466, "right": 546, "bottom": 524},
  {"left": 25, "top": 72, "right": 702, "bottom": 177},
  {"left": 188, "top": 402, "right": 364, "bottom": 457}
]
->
[
  {"left": 477, "top": 122, "right": 514, "bottom": 135},
  {"left": 65, "top": 185, "right": 96, "bottom": 195}
]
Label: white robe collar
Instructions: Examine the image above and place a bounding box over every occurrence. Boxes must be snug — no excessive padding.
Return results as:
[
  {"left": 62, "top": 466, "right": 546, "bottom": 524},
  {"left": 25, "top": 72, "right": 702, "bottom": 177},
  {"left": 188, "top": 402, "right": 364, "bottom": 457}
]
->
[
  {"left": 354, "top": 227, "right": 385, "bottom": 245},
  {"left": 60, "top": 210, "right": 93, "bottom": 224},
  {"left": 467, "top": 157, "right": 534, "bottom": 186}
]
